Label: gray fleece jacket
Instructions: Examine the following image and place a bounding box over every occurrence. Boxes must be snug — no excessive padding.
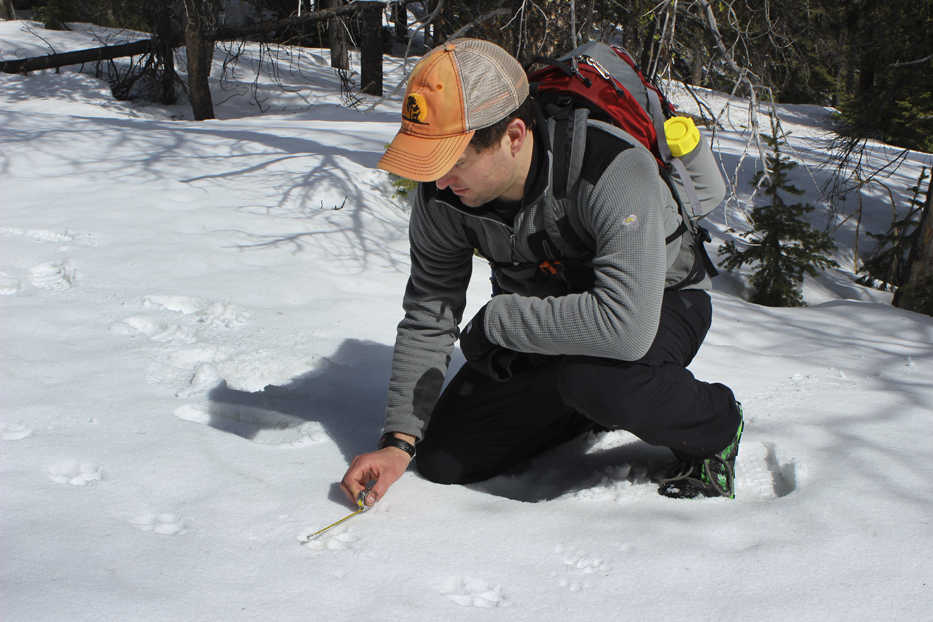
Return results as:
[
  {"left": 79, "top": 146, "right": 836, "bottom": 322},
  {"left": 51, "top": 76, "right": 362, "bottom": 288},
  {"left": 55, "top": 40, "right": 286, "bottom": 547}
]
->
[{"left": 383, "top": 119, "right": 711, "bottom": 440}]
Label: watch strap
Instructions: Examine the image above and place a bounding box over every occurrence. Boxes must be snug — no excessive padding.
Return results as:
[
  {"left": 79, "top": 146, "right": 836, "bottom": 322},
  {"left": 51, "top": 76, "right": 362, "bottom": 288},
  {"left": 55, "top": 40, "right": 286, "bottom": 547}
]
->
[{"left": 379, "top": 434, "right": 416, "bottom": 458}]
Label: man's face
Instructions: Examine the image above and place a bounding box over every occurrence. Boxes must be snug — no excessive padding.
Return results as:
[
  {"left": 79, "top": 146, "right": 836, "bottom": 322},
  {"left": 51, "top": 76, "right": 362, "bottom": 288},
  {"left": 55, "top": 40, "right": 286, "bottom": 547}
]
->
[{"left": 434, "top": 134, "right": 517, "bottom": 208}]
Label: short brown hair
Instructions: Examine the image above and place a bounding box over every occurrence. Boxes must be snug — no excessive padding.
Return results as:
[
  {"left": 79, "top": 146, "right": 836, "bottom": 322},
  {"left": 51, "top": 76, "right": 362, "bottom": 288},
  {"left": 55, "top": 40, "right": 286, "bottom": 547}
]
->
[{"left": 469, "top": 96, "right": 536, "bottom": 151}]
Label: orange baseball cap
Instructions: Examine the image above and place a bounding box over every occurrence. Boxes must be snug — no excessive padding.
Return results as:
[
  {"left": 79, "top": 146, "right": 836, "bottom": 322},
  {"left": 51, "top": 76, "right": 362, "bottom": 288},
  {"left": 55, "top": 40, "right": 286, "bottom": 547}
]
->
[{"left": 378, "top": 38, "right": 529, "bottom": 182}]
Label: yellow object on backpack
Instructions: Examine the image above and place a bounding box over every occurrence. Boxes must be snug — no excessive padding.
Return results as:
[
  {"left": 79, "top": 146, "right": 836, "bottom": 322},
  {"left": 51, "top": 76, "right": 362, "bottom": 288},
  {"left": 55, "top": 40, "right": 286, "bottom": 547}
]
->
[{"left": 664, "top": 116, "right": 702, "bottom": 158}]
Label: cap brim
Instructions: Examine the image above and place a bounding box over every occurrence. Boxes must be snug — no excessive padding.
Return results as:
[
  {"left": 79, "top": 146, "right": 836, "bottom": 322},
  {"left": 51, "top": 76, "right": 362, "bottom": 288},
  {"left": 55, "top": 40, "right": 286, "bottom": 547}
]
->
[{"left": 378, "top": 130, "right": 475, "bottom": 182}]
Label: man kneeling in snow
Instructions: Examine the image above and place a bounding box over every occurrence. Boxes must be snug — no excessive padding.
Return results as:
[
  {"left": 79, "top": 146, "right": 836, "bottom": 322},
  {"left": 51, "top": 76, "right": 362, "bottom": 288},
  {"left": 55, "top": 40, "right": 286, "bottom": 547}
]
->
[{"left": 341, "top": 38, "right": 743, "bottom": 504}]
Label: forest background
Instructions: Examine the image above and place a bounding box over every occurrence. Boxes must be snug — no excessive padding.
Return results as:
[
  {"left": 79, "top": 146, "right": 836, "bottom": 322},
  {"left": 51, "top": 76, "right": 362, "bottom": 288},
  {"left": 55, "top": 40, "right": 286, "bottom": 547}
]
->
[{"left": 3, "top": 0, "right": 932, "bottom": 311}]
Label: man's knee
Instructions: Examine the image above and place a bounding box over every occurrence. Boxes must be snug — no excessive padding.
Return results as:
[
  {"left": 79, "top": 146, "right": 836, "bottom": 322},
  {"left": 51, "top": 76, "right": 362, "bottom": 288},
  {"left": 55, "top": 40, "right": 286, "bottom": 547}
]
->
[{"left": 414, "top": 444, "right": 476, "bottom": 485}]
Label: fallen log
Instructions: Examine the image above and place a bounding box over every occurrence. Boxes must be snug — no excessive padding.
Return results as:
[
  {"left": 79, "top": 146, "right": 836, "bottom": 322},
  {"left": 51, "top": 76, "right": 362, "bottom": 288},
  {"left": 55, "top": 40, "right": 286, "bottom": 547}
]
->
[
  {"left": 0, "top": 38, "right": 161, "bottom": 74},
  {"left": 1, "top": 3, "right": 386, "bottom": 75},
  {"left": 0, "top": 1, "right": 388, "bottom": 104}
]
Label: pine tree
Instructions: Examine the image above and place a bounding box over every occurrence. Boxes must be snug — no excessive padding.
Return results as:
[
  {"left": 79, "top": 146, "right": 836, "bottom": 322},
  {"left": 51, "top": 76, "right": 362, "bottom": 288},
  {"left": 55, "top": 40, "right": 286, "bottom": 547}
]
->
[
  {"left": 719, "top": 131, "right": 839, "bottom": 307},
  {"left": 34, "top": 0, "right": 77, "bottom": 29},
  {"left": 835, "top": 0, "right": 933, "bottom": 152}
]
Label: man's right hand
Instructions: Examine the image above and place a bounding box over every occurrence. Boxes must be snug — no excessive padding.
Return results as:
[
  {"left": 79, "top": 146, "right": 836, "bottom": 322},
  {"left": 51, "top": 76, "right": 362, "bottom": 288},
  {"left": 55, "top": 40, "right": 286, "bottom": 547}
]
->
[{"left": 340, "top": 435, "right": 414, "bottom": 507}]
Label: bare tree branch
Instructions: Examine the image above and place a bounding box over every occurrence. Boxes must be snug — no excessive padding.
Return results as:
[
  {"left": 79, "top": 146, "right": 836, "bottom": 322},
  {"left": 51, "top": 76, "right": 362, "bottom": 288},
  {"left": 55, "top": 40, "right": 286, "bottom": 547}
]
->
[
  {"left": 447, "top": 8, "right": 512, "bottom": 42},
  {"left": 890, "top": 54, "right": 933, "bottom": 68},
  {"left": 402, "top": 0, "right": 447, "bottom": 66}
]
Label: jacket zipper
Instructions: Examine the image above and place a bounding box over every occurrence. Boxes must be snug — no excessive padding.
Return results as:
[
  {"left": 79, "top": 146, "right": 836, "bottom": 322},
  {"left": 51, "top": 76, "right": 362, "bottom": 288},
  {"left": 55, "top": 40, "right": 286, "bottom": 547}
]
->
[{"left": 436, "top": 199, "right": 520, "bottom": 266}]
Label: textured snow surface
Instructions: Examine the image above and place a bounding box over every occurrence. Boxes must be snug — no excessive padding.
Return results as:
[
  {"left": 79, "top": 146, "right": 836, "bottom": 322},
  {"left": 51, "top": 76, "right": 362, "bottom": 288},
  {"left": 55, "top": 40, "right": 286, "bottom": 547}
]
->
[{"left": 2, "top": 19, "right": 931, "bottom": 622}]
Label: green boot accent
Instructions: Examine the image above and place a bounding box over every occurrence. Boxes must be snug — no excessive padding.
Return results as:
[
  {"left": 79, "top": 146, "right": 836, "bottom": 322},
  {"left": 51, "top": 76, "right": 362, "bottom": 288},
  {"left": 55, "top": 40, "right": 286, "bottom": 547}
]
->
[{"left": 658, "top": 404, "right": 743, "bottom": 499}]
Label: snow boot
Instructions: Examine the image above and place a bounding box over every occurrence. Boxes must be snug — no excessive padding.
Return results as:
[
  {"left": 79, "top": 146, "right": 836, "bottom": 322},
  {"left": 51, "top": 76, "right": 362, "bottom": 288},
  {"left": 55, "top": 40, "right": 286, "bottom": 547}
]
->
[{"left": 658, "top": 403, "right": 743, "bottom": 499}]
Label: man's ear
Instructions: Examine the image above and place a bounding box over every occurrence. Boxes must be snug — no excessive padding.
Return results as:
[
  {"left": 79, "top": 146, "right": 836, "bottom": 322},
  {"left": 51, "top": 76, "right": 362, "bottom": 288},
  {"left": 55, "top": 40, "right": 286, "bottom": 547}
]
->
[{"left": 505, "top": 118, "right": 529, "bottom": 155}]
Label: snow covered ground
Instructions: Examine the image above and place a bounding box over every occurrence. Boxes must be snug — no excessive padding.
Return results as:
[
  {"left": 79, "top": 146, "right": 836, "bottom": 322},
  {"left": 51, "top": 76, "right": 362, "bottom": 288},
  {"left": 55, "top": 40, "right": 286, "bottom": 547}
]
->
[{"left": 2, "top": 20, "right": 932, "bottom": 622}]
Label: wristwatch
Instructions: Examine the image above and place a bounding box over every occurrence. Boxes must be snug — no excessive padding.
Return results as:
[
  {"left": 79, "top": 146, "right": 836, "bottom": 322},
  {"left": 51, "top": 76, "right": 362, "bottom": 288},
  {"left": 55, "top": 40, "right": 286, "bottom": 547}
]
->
[{"left": 379, "top": 433, "right": 417, "bottom": 458}]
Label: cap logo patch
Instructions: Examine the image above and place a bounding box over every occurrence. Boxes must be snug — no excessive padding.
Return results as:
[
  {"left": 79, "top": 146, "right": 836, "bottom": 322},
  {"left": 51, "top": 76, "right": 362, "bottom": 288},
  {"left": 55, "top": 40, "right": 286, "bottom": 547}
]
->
[{"left": 403, "top": 94, "right": 429, "bottom": 124}]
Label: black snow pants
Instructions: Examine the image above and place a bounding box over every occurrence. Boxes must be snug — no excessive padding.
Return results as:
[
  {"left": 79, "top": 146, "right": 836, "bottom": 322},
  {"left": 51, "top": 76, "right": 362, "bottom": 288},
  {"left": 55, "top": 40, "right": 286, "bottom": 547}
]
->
[{"left": 415, "top": 289, "right": 741, "bottom": 485}]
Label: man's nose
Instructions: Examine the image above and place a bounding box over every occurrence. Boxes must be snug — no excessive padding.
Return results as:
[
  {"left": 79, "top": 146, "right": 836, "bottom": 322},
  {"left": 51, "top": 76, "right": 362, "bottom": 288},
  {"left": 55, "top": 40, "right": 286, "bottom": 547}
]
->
[{"left": 435, "top": 172, "right": 454, "bottom": 190}]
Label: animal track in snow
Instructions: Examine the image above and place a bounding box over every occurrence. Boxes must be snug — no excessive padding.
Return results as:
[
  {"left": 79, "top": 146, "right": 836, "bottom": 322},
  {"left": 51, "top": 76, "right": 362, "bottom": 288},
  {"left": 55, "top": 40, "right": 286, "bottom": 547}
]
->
[
  {"left": 29, "top": 260, "right": 77, "bottom": 291},
  {"left": 174, "top": 362, "right": 223, "bottom": 398},
  {"left": 111, "top": 315, "right": 198, "bottom": 344},
  {"left": 110, "top": 294, "right": 254, "bottom": 397},
  {"left": 130, "top": 513, "right": 188, "bottom": 535},
  {"left": 47, "top": 460, "right": 102, "bottom": 486},
  {"left": 1, "top": 422, "right": 33, "bottom": 440},
  {"left": 438, "top": 576, "right": 509, "bottom": 608},
  {"left": 142, "top": 295, "right": 250, "bottom": 329},
  {"left": 111, "top": 296, "right": 249, "bottom": 344},
  {"left": 552, "top": 545, "right": 612, "bottom": 592},
  {"left": 0, "top": 271, "right": 21, "bottom": 295},
  {"left": 298, "top": 524, "right": 360, "bottom": 551},
  {"left": 175, "top": 403, "right": 328, "bottom": 447},
  {"left": 0, "top": 226, "right": 98, "bottom": 247}
]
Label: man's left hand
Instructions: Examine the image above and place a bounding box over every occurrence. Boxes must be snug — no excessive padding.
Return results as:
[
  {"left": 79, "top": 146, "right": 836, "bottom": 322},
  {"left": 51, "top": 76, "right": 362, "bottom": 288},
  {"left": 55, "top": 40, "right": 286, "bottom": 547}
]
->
[
  {"left": 459, "top": 305, "right": 496, "bottom": 362},
  {"left": 460, "top": 305, "right": 520, "bottom": 382}
]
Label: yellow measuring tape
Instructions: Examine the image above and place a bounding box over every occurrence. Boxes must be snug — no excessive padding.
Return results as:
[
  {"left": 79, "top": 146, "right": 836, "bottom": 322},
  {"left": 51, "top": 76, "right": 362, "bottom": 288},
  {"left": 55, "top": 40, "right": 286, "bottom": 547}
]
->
[{"left": 299, "top": 486, "right": 371, "bottom": 544}]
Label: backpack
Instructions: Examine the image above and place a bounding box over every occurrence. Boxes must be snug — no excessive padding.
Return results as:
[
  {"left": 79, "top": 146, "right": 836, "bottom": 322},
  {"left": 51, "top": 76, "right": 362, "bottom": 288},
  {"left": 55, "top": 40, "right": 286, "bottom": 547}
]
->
[{"left": 528, "top": 41, "right": 726, "bottom": 287}]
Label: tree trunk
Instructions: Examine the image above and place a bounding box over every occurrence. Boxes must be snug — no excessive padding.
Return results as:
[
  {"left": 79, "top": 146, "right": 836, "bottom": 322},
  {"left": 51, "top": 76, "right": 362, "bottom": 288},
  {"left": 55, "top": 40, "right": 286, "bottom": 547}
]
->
[
  {"left": 428, "top": 0, "right": 449, "bottom": 47},
  {"left": 360, "top": 3, "right": 382, "bottom": 95},
  {"left": 154, "top": 5, "right": 179, "bottom": 105},
  {"left": 1, "top": 0, "right": 15, "bottom": 20},
  {"left": 183, "top": 0, "right": 216, "bottom": 120},
  {"left": 422, "top": 0, "right": 434, "bottom": 48},
  {"left": 393, "top": 1, "right": 407, "bottom": 42},
  {"left": 321, "top": 0, "right": 348, "bottom": 70},
  {"left": 894, "top": 173, "right": 933, "bottom": 315}
]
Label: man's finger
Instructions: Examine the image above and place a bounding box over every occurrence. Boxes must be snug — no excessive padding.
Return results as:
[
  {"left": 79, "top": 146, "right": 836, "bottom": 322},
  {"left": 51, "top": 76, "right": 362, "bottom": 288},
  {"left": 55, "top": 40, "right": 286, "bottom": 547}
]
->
[
  {"left": 365, "top": 481, "right": 387, "bottom": 506},
  {"left": 340, "top": 479, "right": 358, "bottom": 504},
  {"left": 340, "top": 460, "right": 367, "bottom": 503}
]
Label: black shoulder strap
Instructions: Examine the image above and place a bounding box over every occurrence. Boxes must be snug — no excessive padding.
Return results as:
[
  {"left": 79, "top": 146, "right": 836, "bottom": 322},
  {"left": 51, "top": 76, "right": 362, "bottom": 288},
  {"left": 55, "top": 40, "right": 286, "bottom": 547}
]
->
[
  {"left": 546, "top": 104, "right": 590, "bottom": 201},
  {"left": 541, "top": 111, "right": 592, "bottom": 259}
]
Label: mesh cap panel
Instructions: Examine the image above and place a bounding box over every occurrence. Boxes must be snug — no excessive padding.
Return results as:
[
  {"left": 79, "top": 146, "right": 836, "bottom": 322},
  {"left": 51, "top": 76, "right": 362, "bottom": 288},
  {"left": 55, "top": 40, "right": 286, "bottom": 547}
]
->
[{"left": 451, "top": 39, "right": 529, "bottom": 130}]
